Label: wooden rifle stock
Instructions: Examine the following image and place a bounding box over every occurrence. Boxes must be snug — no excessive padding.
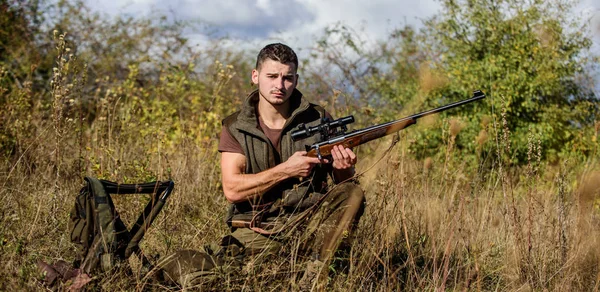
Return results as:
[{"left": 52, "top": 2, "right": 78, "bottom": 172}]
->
[
  {"left": 304, "top": 90, "right": 486, "bottom": 159},
  {"left": 306, "top": 119, "right": 416, "bottom": 158}
]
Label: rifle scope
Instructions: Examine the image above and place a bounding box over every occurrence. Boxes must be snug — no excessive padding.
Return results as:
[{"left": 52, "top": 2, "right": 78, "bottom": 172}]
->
[{"left": 291, "top": 115, "right": 355, "bottom": 141}]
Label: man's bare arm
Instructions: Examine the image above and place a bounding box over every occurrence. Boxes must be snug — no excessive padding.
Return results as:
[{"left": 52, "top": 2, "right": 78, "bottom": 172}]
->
[{"left": 221, "top": 151, "right": 323, "bottom": 203}]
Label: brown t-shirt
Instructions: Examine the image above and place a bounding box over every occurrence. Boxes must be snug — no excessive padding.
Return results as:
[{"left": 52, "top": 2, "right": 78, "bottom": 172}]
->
[{"left": 218, "top": 117, "right": 283, "bottom": 154}]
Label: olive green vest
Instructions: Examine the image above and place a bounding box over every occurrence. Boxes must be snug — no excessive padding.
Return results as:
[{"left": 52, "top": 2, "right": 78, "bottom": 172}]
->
[{"left": 222, "top": 89, "right": 331, "bottom": 215}]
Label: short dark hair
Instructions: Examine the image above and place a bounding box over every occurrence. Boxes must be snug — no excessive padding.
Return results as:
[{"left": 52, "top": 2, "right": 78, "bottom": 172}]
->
[{"left": 255, "top": 43, "right": 298, "bottom": 71}]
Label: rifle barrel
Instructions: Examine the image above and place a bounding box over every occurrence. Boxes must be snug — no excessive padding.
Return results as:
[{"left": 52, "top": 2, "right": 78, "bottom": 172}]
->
[
  {"left": 409, "top": 90, "right": 485, "bottom": 120},
  {"left": 305, "top": 90, "right": 486, "bottom": 158}
]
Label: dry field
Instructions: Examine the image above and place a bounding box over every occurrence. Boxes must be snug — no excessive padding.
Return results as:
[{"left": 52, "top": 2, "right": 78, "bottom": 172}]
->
[
  {"left": 1, "top": 13, "right": 599, "bottom": 290},
  {"left": 1, "top": 110, "right": 599, "bottom": 291}
]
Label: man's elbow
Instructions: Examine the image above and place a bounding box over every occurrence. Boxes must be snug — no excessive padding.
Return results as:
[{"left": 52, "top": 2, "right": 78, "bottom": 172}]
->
[{"left": 223, "top": 186, "right": 243, "bottom": 204}]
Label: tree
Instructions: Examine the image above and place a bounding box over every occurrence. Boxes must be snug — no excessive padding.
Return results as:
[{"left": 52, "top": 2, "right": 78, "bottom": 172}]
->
[
  {"left": 0, "top": 0, "right": 252, "bottom": 175},
  {"left": 392, "top": 0, "right": 598, "bottom": 164},
  {"left": 0, "top": 0, "right": 50, "bottom": 159}
]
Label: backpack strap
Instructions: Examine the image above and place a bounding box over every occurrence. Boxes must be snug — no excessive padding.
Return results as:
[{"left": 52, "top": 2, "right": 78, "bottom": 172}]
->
[
  {"left": 80, "top": 177, "right": 127, "bottom": 273},
  {"left": 85, "top": 177, "right": 117, "bottom": 246}
]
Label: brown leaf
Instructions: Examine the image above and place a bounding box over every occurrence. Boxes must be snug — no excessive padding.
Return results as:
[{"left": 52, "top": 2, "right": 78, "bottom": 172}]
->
[{"left": 68, "top": 273, "right": 92, "bottom": 292}]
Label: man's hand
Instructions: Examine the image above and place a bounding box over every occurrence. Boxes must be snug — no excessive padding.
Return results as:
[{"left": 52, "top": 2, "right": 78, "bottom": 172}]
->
[
  {"left": 282, "top": 151, "right": 323, "bottom": 178},
  {"left": 330, "top": 145, "right": 357, "bottom": 170}
]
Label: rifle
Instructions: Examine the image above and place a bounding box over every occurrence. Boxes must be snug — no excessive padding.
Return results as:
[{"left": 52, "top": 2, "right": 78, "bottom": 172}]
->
[{"left": 291, "top": 90, "right": 486, "bottom": 159}]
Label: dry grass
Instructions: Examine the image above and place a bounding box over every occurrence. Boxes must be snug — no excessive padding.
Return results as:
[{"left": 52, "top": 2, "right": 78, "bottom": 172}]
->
[
  {"left": 3, "top": 121, "right": 599, "bottom": 291},
  {"left": 1, "top": 31, "right": 599, "bottom": 292}
]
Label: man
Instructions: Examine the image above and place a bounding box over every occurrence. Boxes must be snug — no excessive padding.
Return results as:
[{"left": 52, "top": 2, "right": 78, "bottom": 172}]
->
[{"left": 159, "top": 43, "right": 365, "bottom": 290}]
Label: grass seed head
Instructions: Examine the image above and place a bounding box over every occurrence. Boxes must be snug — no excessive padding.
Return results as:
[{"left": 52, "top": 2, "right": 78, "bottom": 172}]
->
[
  {"left": 449, "top": 118, "right": 464, "bottom": 137},
  {"left": 476, "top": 129, "right": 488, "bottom": 147},
  {"left": 578, "top": 171, "right": 600, "bottom": 207},
  {"left": 424, "top": 157, "right": 433, "bottom": 170}
]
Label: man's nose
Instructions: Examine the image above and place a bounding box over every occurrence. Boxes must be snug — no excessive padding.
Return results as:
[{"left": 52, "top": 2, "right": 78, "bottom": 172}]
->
[{"left": 275, "top": 76, "right": 284, "bottom": 89}]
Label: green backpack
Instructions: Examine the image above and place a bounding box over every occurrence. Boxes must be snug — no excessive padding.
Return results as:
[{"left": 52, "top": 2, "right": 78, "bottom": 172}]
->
[{"left": 69, "top": 177, "right": 175, "bottom": 274}]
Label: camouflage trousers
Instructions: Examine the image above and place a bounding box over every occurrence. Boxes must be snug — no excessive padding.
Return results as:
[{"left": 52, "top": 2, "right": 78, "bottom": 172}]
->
[{"left": 156, "top": 182, "right": 365, "bottom": 288}]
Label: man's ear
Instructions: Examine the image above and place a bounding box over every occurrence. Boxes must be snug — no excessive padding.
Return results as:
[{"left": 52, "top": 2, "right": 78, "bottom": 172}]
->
[
  {"left": 251, "top": 69, "right": 259, "bottom": 85},
  {"left": 295, "top": 74, "right": 299, "bottom": 87}
]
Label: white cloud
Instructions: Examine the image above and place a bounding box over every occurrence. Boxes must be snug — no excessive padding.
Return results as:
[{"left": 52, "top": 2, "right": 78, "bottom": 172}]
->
[
  {"left": 85, "top": 0, "right": 439, "bottom": 45},
  {"left": 84, "top": 0, "right": 598, "bottom": 84},
  {"left": 263, "top": 0, "right": 439, "bottom": 51},
  {"left": 87, "top": 0, "right": 316, "bottom": 39}
]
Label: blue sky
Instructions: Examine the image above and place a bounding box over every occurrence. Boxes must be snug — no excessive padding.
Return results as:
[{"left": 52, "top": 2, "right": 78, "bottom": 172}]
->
[
  {"left": 85, "top": 0, "right": 599, "bottom": 89},
  {"left": 84, "top": 0, "right": 447, "bottom": 49}
]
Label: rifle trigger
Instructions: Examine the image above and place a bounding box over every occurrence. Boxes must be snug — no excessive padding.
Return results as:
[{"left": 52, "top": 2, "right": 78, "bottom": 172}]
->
[{"left": 315, "top": 145, "right": 322, "bottom": 160}]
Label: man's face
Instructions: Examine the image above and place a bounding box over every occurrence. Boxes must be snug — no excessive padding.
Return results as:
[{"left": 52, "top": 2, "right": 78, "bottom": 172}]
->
[{"left": 252, "top": 59, "right": 298, "bottom": 106}]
